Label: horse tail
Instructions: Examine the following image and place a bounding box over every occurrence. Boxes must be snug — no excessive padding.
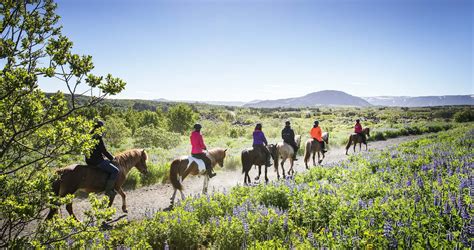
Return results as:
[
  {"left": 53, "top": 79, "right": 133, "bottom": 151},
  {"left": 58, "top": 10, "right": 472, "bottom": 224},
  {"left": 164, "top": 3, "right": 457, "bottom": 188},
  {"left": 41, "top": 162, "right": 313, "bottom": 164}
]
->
[
  {"left": 273, "top": 147, "right": 279, "bottom": 173},
  {"left": 345, "top": 135, "right": 353, "bottom": 150},
  {"left": 169, "top": 159, "right": 183, "bottom": 191},
  {"left": 241, "top": 150, "right": 250, "bottom": 174},
  {"left": 304, "top": 141, "right": 311, "bottom": 161}
]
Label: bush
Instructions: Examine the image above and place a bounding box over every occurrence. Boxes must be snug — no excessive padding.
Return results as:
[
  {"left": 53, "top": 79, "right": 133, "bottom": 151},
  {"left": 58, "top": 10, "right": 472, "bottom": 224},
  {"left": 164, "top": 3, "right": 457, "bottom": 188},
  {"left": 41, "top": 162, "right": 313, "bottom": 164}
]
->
[
  {"left": 373, "top": 131, "right": 386, "bottom": 141},
  {"left": 134, "top": 125, "right": 181, "bottom": 149},
  {"left": 454, "top": 109, "right": 474, "bottom": 123},
  {"left": 104, "top": 115, "right": 131, "bottom": 148},
  {"left": 167, "top": 104, "right": 197, "bottom": 134}
]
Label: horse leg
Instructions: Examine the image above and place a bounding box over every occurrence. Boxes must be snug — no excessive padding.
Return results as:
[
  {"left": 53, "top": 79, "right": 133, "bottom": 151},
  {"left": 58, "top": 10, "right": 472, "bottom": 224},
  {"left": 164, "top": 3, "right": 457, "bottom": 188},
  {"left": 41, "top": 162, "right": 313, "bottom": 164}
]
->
[
  {"left": 202, "top": 175, "right": 209, "bottom": 194},
  {"left": 288, "top": 159, "right": 294, "bottom": 175},
  {"left": 353, "top": 142, "right": 356, "bottom": 152},
  {"left": 65, "top": 203, "right": 77, "bottom": 221},
  {"left": 280, "top": 159, "right": 286, "bottom": 179},
  {"left": 365, "top": 142, "right": 368, "bottom": 151},
  {"left": 312, "top": 152, "right": 316, "bottom": 166},
  {"left": 243, "top": 171, "right": 248, "bottom": 185},
  {"left": 264, "top": 164, "right": 269, "bottom": 183},
  {"left": 170, "top": 188, "right": 177, "bottom": 205},
  {"left": 318, "top": 152, "right": 323, "bottom": 164},
  {"left": 359, "top": 142, "right": 362, "bottom": 152},
  {"left": 255, "top": 165, "right": 261, "bottom": 181},
  {"left": 117, "top": 187, "right": 128, "bottom": 213}
]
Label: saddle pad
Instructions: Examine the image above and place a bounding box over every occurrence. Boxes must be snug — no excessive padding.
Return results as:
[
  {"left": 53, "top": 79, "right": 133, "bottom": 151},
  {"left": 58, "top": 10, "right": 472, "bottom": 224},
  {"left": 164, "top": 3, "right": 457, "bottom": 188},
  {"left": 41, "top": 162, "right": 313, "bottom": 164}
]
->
[{"left": 187, "top": 156, "right": 206, "bottom": 173}]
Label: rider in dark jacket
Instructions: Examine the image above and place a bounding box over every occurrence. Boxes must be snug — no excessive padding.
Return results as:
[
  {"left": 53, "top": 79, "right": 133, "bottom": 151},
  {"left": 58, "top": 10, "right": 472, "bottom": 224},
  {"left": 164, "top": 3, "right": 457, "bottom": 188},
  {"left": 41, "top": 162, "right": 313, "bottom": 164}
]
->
[
  {"left": 281, "top": 121, "right": 298, "bottom": 160},
  {"left": 85, "top": 120, "right": 118, "bottom": 201}
]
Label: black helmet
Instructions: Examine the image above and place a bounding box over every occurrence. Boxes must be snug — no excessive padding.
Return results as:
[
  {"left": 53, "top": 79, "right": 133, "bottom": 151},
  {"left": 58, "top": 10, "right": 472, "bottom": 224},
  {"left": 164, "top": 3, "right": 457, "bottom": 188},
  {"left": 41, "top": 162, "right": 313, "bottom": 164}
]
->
[
  {"left": 193, "top": 123, "right": 202, "bottom": 130},
  {"left": 285, "top": 120, "right": 291, "bottom": 126},
  {"left": 255, "top": 123, "right": 262, "bottom": 130},
  {"left": 314, "top": 120, "right": 319, "bottom": 125},
  {"left": 356, "top": 119, "right": 360, "bottom": 123}
]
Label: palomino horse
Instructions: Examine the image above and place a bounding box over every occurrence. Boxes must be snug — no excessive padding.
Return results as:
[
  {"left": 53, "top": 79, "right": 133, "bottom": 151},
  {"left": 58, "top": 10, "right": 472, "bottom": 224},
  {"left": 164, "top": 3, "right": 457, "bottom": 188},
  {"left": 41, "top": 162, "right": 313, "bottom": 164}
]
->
[
  {"left": 46, "top": 149, "right": 148, "bottom": 220},
  {"left": 345, "top": 128, "right": 370, "bottom": 155},
  {"left": 241, "top": 144, "right": 278, "bottom": 185},
  {"left": 275, "top": 135, "right": 301, "bottom": 178},
  {"left": 303, "top": 132, "right": 329, "bottom": 168},
  {"left": 169, "top": 148, "right": 227, "bottom": 205}
]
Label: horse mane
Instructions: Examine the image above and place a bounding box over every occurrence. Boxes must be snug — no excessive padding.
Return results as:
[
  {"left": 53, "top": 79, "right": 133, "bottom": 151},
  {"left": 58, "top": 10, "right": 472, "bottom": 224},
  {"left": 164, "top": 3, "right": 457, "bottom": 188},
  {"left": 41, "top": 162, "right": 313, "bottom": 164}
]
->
[{"left": 115, "top": 148, "right": 147, "bottom": 169}]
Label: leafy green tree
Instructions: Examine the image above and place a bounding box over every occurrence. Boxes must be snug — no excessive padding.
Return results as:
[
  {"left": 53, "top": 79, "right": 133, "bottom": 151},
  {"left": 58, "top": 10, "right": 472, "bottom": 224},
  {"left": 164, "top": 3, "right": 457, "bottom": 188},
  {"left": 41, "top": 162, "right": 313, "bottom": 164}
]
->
[
  {"left": 454, "top": 109, "right": 474, "bottom": 123},
  {"left": 0, "top": 0, "right": 125, "bottom": 247},
  {"left": 167, "top": 104, "right": 197, "bottom": 134},
  {"left": 104, "top": 115, "right": 131, "bottom": 148},
  {"left": 134, "top": 125, "right": 181, "bottom": 149}
]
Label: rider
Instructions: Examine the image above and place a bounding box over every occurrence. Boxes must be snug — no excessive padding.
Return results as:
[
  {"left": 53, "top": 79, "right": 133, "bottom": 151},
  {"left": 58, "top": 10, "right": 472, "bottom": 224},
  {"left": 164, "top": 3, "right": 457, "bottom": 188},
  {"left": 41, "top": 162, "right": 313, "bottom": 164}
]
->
[
  {"left": 354, "top": 119, "right": 366, "bottom": 144},
  {"left": 310, "top": 120, "right": 327, "bottom": 153},
  {"left": 281, "top": 121, "right": 298, "bottom": 161},
  {"left": 190, "top": 123, "right": 216, "bottom": 178},
  {"left": 85, "top": 120, "right": 118, "bottom": 201},
  {"left": 253, "top": 123, "right": 272, "bottom": 167}
]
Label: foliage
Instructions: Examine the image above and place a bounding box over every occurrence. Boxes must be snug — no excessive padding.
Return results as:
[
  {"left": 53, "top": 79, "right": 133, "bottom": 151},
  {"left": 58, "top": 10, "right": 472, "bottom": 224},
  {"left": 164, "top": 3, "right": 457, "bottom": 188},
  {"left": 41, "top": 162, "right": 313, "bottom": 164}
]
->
[
  {"left": 167, "top": 104, "right": 197, "bottom": 134},
  {"left": 103, "top": 115, "right": 131, "bottom": 148},
  {"left": 80, "top": 126, "right": 473, "bottom": 249},
  {"left": 454, "top": 109, "right": 474, "bottom": 123},
  {"left": 134, "top": 125, "right": 181, "bottom": 149},
  {"left": 0, "top": 0, "right": 124, "bottom": 247}
]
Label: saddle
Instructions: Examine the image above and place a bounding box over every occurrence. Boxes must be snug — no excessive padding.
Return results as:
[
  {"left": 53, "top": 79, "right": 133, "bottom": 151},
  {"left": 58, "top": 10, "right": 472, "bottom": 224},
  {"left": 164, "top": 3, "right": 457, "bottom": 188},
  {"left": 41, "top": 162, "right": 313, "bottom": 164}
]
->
[{"left": 186, "top": 156, "right": 206, "bottom": 173}]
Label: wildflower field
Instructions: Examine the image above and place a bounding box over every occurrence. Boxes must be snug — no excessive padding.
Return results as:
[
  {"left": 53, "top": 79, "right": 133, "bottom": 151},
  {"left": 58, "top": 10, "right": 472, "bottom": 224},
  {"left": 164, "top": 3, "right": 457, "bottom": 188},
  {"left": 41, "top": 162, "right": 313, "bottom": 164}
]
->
[{"left": 85, "top": 125, "right": 474, "bottom": 249}]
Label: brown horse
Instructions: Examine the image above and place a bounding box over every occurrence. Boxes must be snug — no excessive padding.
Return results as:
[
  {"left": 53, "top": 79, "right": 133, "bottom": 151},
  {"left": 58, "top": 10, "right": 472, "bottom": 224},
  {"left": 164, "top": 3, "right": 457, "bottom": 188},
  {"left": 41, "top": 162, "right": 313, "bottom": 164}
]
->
[
  {"left": 241, "top": 144, "right": 278, "bottom": 185},
  {"left": 304, "top": 132, "right": 329, "bottom": 168},
  {"left": 275, "top": 135, "right": 301, "bottom": 178},
  {"left": 345, "top": 128, "right": 370, "bottom": 155},
  {"left": 46, "top": 149, "right": 148, "bottom": 220},
  {"left": 169, "top": 148, "right": 227, "bottom": 205}
]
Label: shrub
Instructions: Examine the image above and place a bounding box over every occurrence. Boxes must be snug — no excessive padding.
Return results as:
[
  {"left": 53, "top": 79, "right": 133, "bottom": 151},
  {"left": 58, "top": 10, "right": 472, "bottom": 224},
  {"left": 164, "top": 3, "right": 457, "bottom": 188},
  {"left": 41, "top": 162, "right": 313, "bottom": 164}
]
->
[
  {"left": 134, "top": 125, "right": 181, "bottom": 149},
  {"left": 104, "top": 115, "right": 131, "bottom": 148},
  {"left": 167, "top": 104, "right": 198, "bottom": 134},
  {"left": 454, "top": 109, "right": 474, "bottom": 123},
  {"left": 373, "top": 131, "right": 386, "bottom": 141}
]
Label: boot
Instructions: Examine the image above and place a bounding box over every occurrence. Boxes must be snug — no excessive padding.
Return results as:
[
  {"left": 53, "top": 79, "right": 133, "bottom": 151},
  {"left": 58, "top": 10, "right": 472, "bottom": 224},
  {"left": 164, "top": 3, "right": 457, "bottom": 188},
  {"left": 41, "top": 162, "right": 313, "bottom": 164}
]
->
[
  {"left": 208, "top": 170, "right": 216, "bottom": 178},
  {"left": 206, "top": 166, "right": 216, "bottom": 178},
  {"left": 104, "top": 179, "right": 116, "bottom": 201}
]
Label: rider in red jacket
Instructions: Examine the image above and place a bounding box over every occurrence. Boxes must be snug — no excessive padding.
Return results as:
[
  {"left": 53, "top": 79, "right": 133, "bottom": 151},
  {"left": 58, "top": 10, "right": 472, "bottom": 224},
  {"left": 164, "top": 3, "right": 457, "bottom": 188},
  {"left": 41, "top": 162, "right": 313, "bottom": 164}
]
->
[
  {"left": 354, "top": 119, "right": 366, "bottom": 143},
  {"left": 190, "top": 124, "right": 215, "bottom": 178}
]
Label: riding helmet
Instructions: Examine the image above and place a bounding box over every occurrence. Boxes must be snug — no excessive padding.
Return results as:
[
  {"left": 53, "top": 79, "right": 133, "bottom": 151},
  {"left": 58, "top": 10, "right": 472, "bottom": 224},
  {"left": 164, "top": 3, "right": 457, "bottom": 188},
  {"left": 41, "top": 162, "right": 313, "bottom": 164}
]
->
[
  {"left": 314, "top": 120, "right": 319, "bottom": 126},
  {"left": 255, "top": 123, "right": 262, "bottom": 130},
  {"left": 285, "top": 120, "right": 291, "bottom": 126},
  {"left": 193, "top": 123, "right": 202, "bottom": 130}
]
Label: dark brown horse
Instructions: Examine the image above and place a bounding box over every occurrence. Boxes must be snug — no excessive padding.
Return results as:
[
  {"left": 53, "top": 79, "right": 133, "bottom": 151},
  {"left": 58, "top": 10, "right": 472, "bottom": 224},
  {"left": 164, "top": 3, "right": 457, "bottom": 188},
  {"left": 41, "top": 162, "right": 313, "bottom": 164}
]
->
[
  {"left": 46, "top": 149, "right": 149, "bottom": 220},
  {"left": 241, "top": 144, "right": 278, "bottom": 185},
  {"left": 169, "top": 148, "right": 227, "bottom": 205},
  {"left": 345, "top": 128, "right": 370, "bottom": 155},
  {"left": 304, "top": 132, "right": 329, "bottom": 168}
]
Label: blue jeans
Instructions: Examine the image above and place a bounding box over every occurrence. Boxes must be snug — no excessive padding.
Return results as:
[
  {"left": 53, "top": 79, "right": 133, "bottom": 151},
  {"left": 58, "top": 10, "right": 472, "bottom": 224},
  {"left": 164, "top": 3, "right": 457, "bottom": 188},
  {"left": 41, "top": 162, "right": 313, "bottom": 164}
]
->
[{"left": 98, "top": 160, "right": 119, "bottom": 181}]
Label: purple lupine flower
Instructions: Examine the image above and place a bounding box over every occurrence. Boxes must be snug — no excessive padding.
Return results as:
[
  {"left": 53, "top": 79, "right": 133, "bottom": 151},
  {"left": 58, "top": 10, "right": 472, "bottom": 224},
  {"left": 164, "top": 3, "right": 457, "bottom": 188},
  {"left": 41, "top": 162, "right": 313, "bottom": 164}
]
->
[
  {"left": 421, "top": 165, "right": 429, "bottom": 171},
  {"left": 446, "top": 231, "right": 453, "bottom": 241},
  {"left": 269, "top": 217, "right": 274, "bottom": 224},
  {"left": 459, "top": 179, "right": 469, "bottom": 190},
  {"left": 243, "top": 219, "right": 249, "bottom": 234},
  {"left": 416, "top": 177, "right": 424, "bottom": 189},
  {"left": 383, "top": 221, "right": 393, "bottom": 238},
  {"left": 369, "top": 217, "right": 375, "bottom": 227},
  {"left": 437, "top": 174, "right": 443, "bottom": 186},
  {"left": 414, "top": 194, "right": 420, "bottom": 203},
  {"left": 283, "top": 217, "right": 288, "bottom": 231},
  {"left": 434, "top": 195, "right": 441, "bottom": 207},
  {"left": 368, "top": 199, "right": 374, "bottom": 207}
]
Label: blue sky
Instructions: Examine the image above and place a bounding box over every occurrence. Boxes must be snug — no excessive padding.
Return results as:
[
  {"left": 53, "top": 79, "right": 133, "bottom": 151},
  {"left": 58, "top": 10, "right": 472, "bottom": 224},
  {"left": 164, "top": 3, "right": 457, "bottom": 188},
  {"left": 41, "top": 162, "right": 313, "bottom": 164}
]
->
[{"left": 41, "top": 0, "right": 473, "bottom": 101}]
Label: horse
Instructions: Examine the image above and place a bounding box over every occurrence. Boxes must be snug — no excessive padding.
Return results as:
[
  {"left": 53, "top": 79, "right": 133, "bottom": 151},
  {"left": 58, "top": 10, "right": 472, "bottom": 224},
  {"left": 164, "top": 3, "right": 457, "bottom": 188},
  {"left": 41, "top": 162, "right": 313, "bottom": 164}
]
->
[
  {"left": 169, "top": 148, "right": 227, "bottom": 205},
  {"left": 345, "top": 128, "right": 370, "bottom": 155},
  {"left": 303, "top": 132, "right": 329, "bottom": 168},
  {"left": 241, "top": 144, "right": 278, "bottom": 185},
  {"left": 46, "top": 149, "right": 149, "bottom": 220},
  {"left": 275, "top": 135, "right": 301, "bottom": 178}
]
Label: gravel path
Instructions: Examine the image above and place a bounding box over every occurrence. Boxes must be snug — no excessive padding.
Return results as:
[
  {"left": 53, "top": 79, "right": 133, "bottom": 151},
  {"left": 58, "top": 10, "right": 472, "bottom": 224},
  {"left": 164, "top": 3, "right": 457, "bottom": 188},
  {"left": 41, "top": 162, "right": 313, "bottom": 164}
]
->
[{"left": 60, "top": 135, "right": 421, "bottom": 222}]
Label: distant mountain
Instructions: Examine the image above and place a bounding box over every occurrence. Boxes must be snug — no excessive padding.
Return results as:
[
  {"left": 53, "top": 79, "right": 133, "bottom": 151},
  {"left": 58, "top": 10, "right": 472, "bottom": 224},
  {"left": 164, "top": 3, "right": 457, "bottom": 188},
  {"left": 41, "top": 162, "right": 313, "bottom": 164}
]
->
[
  {"left": 244, "top": 90, "right": 371, "bottom": 108},
  {"left": 154, "top": 98, "right": 246, "bottom": 107},
  {"left": 364, "top": 95, "right": 474, "bottom": 107}
]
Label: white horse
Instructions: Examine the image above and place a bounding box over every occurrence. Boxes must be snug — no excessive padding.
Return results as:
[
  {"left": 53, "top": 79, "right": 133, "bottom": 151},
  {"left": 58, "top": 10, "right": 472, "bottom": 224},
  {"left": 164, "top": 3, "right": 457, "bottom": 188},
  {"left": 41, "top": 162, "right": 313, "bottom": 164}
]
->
[{"left": 275, "top": 135, "right": 301, "bottom": 179}]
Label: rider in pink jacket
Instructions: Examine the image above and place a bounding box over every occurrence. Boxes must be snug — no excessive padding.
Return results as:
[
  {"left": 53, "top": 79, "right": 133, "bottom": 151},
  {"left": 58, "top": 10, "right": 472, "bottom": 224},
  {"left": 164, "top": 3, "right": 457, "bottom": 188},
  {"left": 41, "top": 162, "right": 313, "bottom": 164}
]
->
[{"left": 190, "top": 124, "right": 215, "bottom": 178}]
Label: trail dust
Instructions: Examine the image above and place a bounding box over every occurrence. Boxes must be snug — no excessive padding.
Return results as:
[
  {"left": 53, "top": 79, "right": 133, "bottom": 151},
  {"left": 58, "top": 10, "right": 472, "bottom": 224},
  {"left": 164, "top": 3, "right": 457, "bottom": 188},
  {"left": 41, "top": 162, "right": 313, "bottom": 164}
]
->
[{"left": 58, "top": 135, "right": 421, "bottom": 222}]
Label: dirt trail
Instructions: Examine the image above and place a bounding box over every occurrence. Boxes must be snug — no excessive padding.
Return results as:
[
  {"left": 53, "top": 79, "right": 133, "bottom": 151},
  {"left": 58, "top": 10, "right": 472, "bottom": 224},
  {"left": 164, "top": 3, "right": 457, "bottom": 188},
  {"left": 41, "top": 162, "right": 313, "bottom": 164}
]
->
[{"left": 63, "top": 135, "right": 421, "bottom": 222}]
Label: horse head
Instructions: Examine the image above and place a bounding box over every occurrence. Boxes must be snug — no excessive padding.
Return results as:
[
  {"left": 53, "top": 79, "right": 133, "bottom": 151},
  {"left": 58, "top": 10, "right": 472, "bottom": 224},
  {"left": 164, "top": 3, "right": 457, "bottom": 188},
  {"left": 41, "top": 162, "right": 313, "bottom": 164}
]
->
[
  {"left": 295, "top": 135, "right": 302, "bottom": 147},
  {"left": 267, "top": 144, "right": 278, "bottom": 162},
  {"left": 135, "top": 149, "right": 149, "bottom": 175},
  {"left": 210, "top": 148, "right": 227, "bottom": 168},
  {"left": 365, "top": 128, "right": 371, "bottom": 137},
  {"left": 323, "top": 132, "right": 330, "bottom": 144}
]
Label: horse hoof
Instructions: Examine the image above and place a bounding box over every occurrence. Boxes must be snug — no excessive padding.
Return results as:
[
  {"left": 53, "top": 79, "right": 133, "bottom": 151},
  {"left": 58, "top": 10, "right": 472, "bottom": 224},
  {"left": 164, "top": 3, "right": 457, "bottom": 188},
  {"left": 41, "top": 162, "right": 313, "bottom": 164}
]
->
[
  {"left": 255, "top": 177, "right": 260, "bottom": 181},
  {"left": 122, "top": 208, "right": 128, "bottom": 213}
]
